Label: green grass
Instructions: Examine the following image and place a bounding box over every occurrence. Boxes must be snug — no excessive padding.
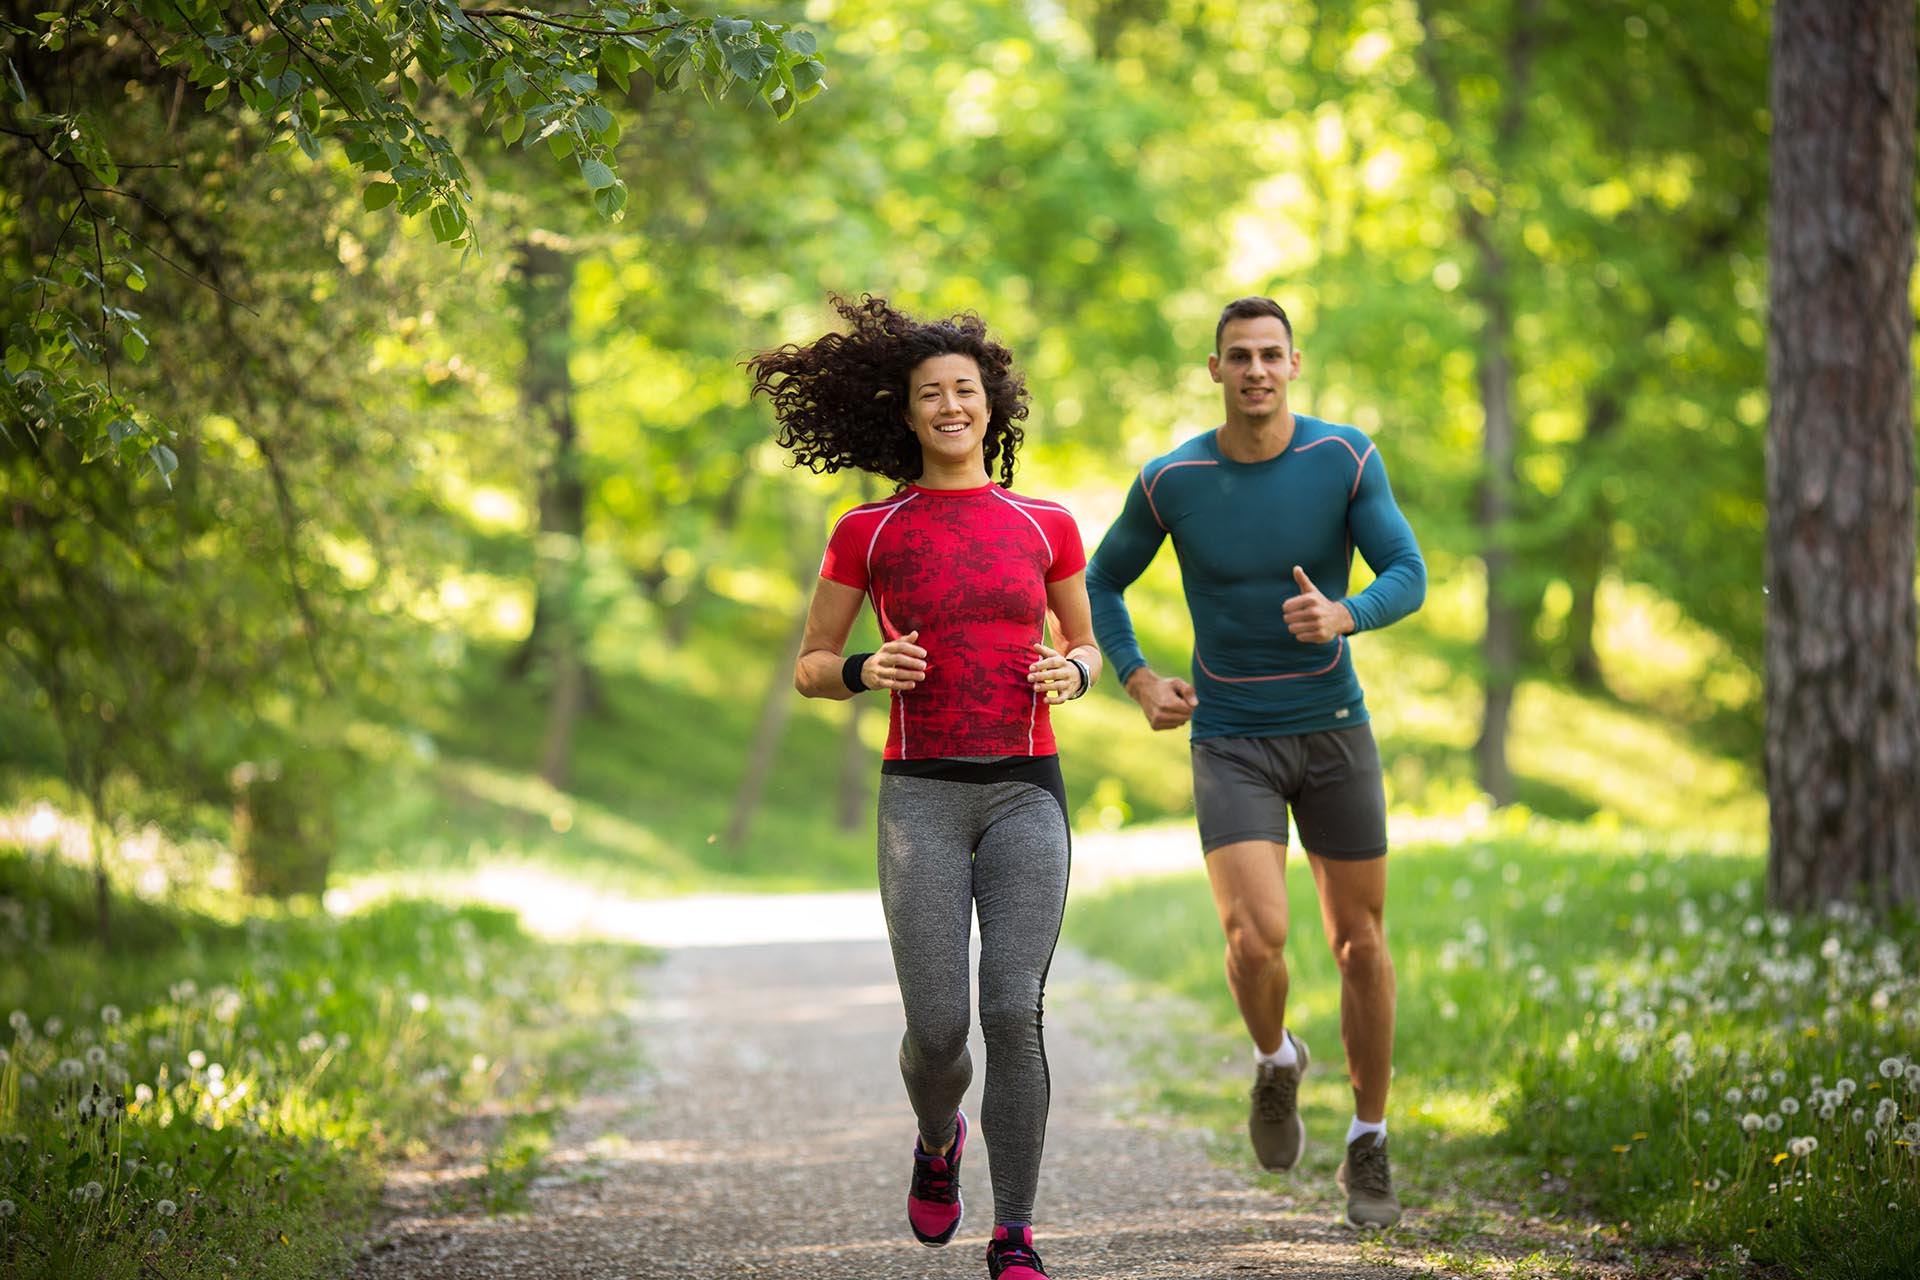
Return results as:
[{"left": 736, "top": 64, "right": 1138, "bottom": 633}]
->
[
  {"left": 0, "top": 845, "right": 648, "bottom": 1279},
  {"left": 1064, "top": 819, "right": 1920, "bottom": 1280}
]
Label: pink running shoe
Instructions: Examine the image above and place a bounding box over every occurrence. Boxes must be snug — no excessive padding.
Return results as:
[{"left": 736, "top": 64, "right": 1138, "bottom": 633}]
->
[
  {"left": 986, "top": 1224, "right": 1048, "bottom": 1279},
  {"left": 907, "top": 1110, "right": 967, "bottom": 1246}
]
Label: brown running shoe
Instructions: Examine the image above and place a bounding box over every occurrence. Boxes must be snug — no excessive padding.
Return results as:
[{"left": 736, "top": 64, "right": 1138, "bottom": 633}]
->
[
  {"left": 1335, "top": 1133, "right": 1402, "bottom": 1228},
  {"left": 1247, "top": 1031, "right": 1310, "bottom": 1171}
]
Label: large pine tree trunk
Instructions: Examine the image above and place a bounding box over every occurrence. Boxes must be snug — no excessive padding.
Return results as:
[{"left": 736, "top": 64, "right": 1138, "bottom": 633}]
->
[{"left": 1765, "top": 0, "right": 1920, "bottom": 915}]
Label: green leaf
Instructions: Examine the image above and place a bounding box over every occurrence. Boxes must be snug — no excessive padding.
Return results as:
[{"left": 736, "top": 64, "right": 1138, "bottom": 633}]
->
[
  {"left": 581, "top": 157, "right": 616, "bottom": 190},
  {"left": 593, "top": 181, "right": 628, "bottom": 220},
  {"left": 6, "top": 57, "right": 26, "bottom": 105},
  {"left": 429, "top": 203, "right": 463, "bottom": 243},
  {"left": 148, "top": 442, "right": 178, "bottom": 483},
  {"left": 579, "top": 104, "right": 613, "bottom": 138},
  {"left": 500, "top": 112, "right": 525, "bottom": 146},
  {"left": 790, "top": 59, "right": 826, "bottom": 100},
  {"left": 547, "top": 130, "right": 575, "bottom": 160},
  {"left": 780, "top": 29, "right": 817, "bottom": 57},
  {"left": 4, "top": 347, "right": 27, "bottom": 376},
  {"left": 363, "top": 181, "right": 398, "bottom": 211},
  {"left": 122, "top": 330, "right": 146, "bottom": 363}
]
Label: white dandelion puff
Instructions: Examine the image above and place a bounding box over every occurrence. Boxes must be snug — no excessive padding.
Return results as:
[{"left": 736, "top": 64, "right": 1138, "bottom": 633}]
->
[
  {"left": 155, "top": 1199, "right": 177, "bottom": 1217},
  {"left": 85, "top": 1046, "right": 106, "bottom": 1067},
  {"left": 1879, "top": 1057, "right": 1905, "bottom": 1080},
  {"left": 1780, "top": 1097, "right": 1801, "bottom": 1116},
  {"left": 1742, "top": 1113, "right": 1763, "bottom": 1133},
  {"left": 100, "top": 1005, "right": 121, "bottom": 1026},
  {"left": 1838, "top": 1078, "right": 1858, "bottom": 1099},
  {"left": 1764, "top": 1114, "right": 1784, "bottom": 1133},
  {"left": 187, "top": 1050, "right": 206, "bottom": 1070}
]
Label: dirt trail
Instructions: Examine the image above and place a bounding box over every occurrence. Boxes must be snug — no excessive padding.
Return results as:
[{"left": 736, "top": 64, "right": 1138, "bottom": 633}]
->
[{"left": 353, "top": 927, "right": 1409, "bottom": 1279}]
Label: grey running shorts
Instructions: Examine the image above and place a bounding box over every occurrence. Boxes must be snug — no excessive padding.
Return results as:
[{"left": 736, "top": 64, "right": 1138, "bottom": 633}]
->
[{"left": 1190, "top": 724, "right": 1387, "bottom": 860}]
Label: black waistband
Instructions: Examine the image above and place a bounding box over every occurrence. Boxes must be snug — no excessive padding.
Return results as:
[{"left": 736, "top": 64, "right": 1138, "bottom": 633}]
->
[{"left": 881, "top": 755, "right": 1062, "bottom": 786}]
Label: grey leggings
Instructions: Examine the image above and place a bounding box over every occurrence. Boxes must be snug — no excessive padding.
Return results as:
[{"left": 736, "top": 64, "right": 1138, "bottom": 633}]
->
[{"left": 877, "top": 756, "right": 1071, "bottom": 1228}]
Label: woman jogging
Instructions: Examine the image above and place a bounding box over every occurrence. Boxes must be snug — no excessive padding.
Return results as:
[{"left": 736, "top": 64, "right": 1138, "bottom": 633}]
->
[{"left": 750, "top": 295, "right": 1101, "bottom": 1280}]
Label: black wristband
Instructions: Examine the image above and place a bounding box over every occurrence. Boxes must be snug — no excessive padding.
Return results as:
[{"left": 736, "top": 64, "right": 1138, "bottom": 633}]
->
[
  {"left": 1066, "top": 655, "right": 1091, "bottom": 700},
  {"left": 842, "top": 652, "right": 875, "bottom": 694}
]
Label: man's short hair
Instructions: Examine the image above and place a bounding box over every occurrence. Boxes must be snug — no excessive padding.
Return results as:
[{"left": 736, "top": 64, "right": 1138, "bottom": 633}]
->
[{"left": 1215, "top": 297, "right": 1293, "bottom": 352}]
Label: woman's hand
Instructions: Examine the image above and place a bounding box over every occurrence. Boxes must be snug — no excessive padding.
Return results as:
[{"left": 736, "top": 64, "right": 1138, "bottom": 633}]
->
[
  {"left": 1028, "top": 643, "right": 1086, "bottom": 705},
  {"left": 864, "top": 631, "right": 929, "bottom": 691}
]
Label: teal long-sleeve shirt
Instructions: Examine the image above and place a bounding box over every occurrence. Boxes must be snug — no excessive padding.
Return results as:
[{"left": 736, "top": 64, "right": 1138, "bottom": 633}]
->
[{"left": 1087, "top": 417, "right": 1427, "bottom": 740}]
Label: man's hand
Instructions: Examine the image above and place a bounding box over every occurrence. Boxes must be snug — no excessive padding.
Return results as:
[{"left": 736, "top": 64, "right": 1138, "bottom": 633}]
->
[
  {"left": 1125, "top": 667, "right": 1198, "bottom": 731},
  {"left": 1283, "top": 566, "right": 1355, "bottom": 645}
]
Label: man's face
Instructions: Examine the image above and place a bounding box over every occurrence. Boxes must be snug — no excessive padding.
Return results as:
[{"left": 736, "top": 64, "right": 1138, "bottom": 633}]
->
[{"left": 1208, "top": 315, "right": 1300, "bottom": 420}]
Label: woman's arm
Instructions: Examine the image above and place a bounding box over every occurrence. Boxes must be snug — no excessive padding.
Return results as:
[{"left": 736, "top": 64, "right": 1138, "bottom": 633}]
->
[
  {"left": 794, "top": 577, "right": 928, "bottom": 699},
  {"left": 1029, "top": 571, "right": 1104, "bottom": 703}
]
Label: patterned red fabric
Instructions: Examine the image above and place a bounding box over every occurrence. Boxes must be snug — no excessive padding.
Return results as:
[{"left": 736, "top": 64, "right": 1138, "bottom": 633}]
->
[{"left": 821, "top": 483, "right": 1086, "bottom": 759}]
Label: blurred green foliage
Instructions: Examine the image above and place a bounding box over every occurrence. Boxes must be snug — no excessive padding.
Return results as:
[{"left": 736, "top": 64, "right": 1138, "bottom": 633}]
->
[{"left": 0, "top": 0, "right": 1841, "bottom": 905}]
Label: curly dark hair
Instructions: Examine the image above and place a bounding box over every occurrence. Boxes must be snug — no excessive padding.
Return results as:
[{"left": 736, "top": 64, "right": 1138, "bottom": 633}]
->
[{"left": 747, "top": 294, "right": 1029, "bottom": 488}]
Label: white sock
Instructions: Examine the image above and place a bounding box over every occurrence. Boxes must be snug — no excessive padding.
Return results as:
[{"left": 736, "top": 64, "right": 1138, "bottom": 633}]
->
[
  {"left": 1346, "top": 1117, "right": 1387, "bottom": 1148},
  {"left": 1254, "top": 1030, "right": 1299, "bottom": 1069}
]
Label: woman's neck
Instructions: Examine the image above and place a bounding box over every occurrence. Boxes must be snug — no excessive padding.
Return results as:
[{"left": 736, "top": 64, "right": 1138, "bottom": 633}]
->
[{"left": 916, "top": 454, "right": 991, "bottom": 490}]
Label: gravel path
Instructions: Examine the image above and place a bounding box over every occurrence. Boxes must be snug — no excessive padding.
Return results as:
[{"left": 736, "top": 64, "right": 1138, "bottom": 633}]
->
[{"left": 351, "top": 918, "right": 1415, "bottom": 1279}]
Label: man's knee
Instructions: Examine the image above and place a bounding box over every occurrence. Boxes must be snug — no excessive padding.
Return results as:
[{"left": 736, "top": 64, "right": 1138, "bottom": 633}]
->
[
  {"left": 1327, "top": 915, "right": 1389, "bottom": 973},
  {"left": 1225, "top": 913, "right": 1288, "bottom": 979}
]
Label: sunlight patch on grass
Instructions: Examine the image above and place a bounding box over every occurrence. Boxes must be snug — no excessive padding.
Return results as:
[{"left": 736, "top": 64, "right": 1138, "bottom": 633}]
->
[
  {"left": 1409, "top": 1087, "right": 1507, "bottom": 1138},
  {"left": 1509, "top": 684, "right": 1762, "bottom": 833}
]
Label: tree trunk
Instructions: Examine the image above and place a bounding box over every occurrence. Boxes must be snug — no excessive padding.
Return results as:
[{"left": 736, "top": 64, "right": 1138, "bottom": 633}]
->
[
  {"left": 725, "top": 598, "right": 812, "bottom": 854},
  {"left": 85, "top": 782, "right": 109, "bottom": 947},
  {"left": 1417, "top": 0, "right": 1539, "bottom": 807},
  {"left": 1564, "top": 394, "right": 1625, "bottom": 690},
  {"left": 1764, "top": 0, "right": 1920, "bottom": 915},
  {"left": 838, "top": 695, "right": 869, "bottom": 831},
  {"left": 507, "top": 236, "right": 587, "bottom": 684},
  {"left": 1473, "top": 301, "right": 1519, "bottom": 806},
  {"left": 507, "top": 236, "right": 596, "bottom": 783}
]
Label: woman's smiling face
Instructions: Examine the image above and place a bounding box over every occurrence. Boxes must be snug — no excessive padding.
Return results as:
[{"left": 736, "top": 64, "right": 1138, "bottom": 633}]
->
[{"left": 903, "top": 353, "right": 989, "bottom": 469}]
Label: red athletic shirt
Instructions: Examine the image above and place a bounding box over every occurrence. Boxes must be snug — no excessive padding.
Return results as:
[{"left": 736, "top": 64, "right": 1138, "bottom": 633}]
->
[{"left": 820, "top": 482, "right": 1087, "bottom": 759}]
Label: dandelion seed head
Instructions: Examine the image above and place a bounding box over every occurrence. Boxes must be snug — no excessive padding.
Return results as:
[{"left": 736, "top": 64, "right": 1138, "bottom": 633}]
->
[
  {"left": 0, "top": 1199, "right": 13, "bottom": 1219},
  {"left": 1879, "top": 1057, "right": 1905, "bottom": 1080},
  {"left": 6, "top": 1011, "right": 25, "bottom": 1034},
  {"left": 1781, "top": 1097, "right": 1801, "bottom": 1116},
  {"left": 1750, "top": 1085, "right": 1769, "bottom": 1103},
  {"left": 1725, "top": 1087, "right": 1743, "bottom": 1105},
  {"left": 1742, "top": 1113, "right": 1763, "bottom": 1133},
  {"left": 1852, "top": 1107, "right": 1867, "bottom": 1126},
  {"left": 84, "top": 1046, "right": 106, "bottom": 1067},
  {"left": 100, "top": 1005, "right": 120, "bottom": 1026},
  {"left": 1693, "top": 1108, "right": 1712, "bottom": 1125},
  {"left": 1838, "top": 1078, "right": 1858, "bottom": 1099},
  {"left": 148, "top": 1228, "right": 168, "bottom": 1245},
  {"left": 1770, "top": 1068, "right": 1789, "bottom": 1087},
  {"left": 155, "top": 1198, "right": 176, "bottom": 1217},
  {"left": 1765, "top": 1113, "right": 1784, "bottom": 1133}
]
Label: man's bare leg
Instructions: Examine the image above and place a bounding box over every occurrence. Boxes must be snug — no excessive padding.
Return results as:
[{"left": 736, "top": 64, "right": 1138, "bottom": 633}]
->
[
  {"left": 1305, "top": 852, "right": 1394, "bottom": 1122},
  {"left": 1203, "top": 838, "right": 1293, "bottom": 1052}
]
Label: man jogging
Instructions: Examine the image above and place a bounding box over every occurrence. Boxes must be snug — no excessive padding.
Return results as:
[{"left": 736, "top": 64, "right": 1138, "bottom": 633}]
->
[{"left": 1086, "top": 297, "right": 1425, "bottom": 1229}]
